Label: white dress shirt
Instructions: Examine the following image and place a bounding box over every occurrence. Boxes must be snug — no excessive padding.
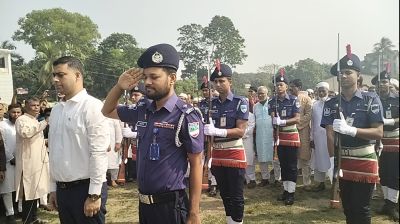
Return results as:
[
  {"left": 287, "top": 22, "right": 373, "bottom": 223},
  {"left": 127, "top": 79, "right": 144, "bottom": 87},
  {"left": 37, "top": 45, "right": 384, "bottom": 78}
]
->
[{"left": 48, "top": 89, "right": 110, "bottom": 194}]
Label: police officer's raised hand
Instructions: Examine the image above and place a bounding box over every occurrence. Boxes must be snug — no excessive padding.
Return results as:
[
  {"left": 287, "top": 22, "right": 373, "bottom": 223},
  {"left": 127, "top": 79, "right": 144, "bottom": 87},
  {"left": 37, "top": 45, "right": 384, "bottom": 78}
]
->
[
  {"left": 333, "top": 112, "right": 357, "bottom": 137},
  {"left": 117, "top": 68, "right": 144, "bottom": 91}
]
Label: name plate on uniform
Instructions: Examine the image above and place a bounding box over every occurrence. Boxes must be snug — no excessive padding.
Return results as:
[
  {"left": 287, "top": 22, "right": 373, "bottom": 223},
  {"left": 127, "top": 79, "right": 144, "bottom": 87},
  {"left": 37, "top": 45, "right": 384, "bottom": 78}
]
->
[{"left": 136, "top": 121, "right": 147, "bottom": 127}]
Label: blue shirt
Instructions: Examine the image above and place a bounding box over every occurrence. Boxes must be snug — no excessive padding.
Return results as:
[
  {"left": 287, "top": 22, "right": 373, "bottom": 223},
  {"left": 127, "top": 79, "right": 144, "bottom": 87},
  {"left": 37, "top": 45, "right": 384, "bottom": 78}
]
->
[
  {"left": 117, "top": 94, "right": 204, "bottom": 194},
  {"left": 199, "top": 98, "right": 210, "bottom": 123},
  {"left": 268, "top": 93, "right": 300, "bottom": 118},
  {"left": 320, "top": 90, "right": 384, "bottom": 147},
  {"left": 380, "top": 91, "right": 399, "bottom": 131},
  {"left": 209, "top": 91, "right": 249, "bottom": 130}
]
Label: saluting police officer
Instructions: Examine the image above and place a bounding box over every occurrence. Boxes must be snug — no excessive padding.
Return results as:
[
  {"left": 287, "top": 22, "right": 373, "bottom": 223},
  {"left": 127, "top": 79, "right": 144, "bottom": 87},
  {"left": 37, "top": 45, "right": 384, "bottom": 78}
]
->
[
  {"left": 268, "top": 73, "right": 301, "bottom": 205},
  {"left": 372, "top": 71, "right": 399, "bottom": 221},
  {"left": 199, "top": 82, "right": 218, "bottom": 197},
  {"left": 321, "top": 52, "right": 383, "bottom": 224},
  {"left": 102, "top": 43, "right": 204, "bottom": 224},
  {"left": 204, "top": 64, "right": 249, "bottom": 224}
]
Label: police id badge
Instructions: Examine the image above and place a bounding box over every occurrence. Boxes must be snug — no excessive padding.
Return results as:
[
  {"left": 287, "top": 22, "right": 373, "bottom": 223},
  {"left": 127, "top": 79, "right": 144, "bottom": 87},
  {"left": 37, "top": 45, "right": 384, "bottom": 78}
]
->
[
  {"left": 281, "top": 109, "right": 287, "bottom": 117},
  {"left": 386, "top": 110, "right": 392, "bottom": 119},
  {"left": 220, "top": 115, "right": 227, "bottom": 127}
]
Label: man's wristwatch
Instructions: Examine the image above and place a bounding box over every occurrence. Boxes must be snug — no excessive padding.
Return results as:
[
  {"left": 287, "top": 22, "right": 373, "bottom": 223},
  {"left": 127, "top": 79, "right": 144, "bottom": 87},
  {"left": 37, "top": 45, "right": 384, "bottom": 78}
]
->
[{"left": 88, "top": 194, "right": 101, "bottom": 202}]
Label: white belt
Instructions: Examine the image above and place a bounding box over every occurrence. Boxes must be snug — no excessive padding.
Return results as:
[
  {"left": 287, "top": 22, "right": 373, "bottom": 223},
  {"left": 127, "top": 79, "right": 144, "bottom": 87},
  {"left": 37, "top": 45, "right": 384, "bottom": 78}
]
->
[
  {"left": 212, "top": 139, "right": 243, "bottom": 149},
  {"left": 383, "top": 129, "right": 399, "bottom": 138},
  {"left": 342, "top": 145, "right": 375, "bottom": 157}
]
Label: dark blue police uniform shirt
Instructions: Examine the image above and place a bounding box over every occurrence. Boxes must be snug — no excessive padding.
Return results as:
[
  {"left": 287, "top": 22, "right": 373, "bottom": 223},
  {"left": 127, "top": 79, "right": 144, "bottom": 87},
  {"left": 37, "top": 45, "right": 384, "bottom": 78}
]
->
[
  {"left": 267, "top": 93, "right": 300, "bottom": 118},
  {"left": 381, "top": 91, "right": 399, "bottom": 131},
  {"left": 209, "top": 91, "right": 249, "bottom": 129},
  {"left": 320, "top": 89, "right": 384, "bottom": 147},
  {"left": 199, "top": 98, "right": 209, "bottom": 123},
  {"left": 117, "top": 94, "right": 204, "bottom": 194}
]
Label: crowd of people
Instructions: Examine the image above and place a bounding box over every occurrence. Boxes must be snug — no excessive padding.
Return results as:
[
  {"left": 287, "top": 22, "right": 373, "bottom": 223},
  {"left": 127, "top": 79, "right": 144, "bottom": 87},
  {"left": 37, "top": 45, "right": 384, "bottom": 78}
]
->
[{"left": 0, "top": 43, "right": 398, "bottom": 224}]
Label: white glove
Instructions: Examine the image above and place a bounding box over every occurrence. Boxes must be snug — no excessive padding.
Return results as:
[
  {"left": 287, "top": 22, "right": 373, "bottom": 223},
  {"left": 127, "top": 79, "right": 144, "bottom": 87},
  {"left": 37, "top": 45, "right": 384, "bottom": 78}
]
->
[
  {"left": 272, "top": 116, "right": 286, "bottom": 126},
  {"left": 122, "top": 127, "right": 137, "bottom": 138},
  {"left": 383, "top": 118, "right": 395, "bottom": 126},
  {"left": 333, "top": 112, "right": 357, "bottom": 137},
  {"left": 204, "top": 118, "right": 227, "bottom": 137}
]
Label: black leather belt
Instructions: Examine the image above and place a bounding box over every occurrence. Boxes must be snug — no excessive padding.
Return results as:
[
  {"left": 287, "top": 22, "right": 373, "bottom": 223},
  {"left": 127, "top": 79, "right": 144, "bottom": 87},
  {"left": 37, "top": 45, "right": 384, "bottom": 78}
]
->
[
  {"left": 138, "top": 190, "right": 185, "bottom": 205},
  {"left": 57, "top": 179, "right": 90, "bottom": 189}
]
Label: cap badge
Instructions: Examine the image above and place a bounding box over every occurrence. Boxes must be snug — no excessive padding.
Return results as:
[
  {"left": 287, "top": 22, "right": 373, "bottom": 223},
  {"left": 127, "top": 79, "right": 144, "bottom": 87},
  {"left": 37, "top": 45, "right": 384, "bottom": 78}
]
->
[
  {"left": 280, "top": 77, "right": 284, "bottom": 81},
  {"left": 134, "top": 86, "right": 138, "bottom": 91},
  {"left": 218, "top": 71, "right": 222, "bottom": 76},
  {"left": 152, "top": 51, "right": 163, "bottom": 64},
  {"left": 347, "top": 60, "right": 353, "bottom": 66}
]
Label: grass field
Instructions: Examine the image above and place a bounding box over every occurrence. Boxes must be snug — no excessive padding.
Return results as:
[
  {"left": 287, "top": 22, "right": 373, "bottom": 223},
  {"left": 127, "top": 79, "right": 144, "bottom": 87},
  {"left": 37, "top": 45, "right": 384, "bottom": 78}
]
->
[{"left": 27, "top": 180, "right": 395, "bottom": 224}]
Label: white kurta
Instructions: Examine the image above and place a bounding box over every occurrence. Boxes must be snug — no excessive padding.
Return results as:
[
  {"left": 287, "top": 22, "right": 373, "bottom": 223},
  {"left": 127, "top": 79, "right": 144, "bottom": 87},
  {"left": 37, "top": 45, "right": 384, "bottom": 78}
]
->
[
  {"left": 0, "top": 119, "right": 16, "bottom": 194},
  {"left": 310, "top": 100, "right": 331, "bottom": 172},
  {"left": 243, "top": 113, "right": 255, "bottom": 165},
  {"left": 107, "top": 118, "right": 123, "bottom": 170}
]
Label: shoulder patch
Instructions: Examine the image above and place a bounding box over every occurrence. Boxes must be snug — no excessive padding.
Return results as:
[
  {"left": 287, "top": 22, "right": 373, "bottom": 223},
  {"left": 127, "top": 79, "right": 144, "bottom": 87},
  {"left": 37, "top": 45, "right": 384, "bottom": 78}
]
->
[
  {"left": 295, "top": 100, "right": 301, "bottom": 108},
  {"left": 323, "top": 108, "right": 331, "bottom": 116},
  {"left": 240, "top": 104, "right": 248, "bottom": 113},
  {"left": 188, "top": 122, "right": 200, "bottom": 138}
]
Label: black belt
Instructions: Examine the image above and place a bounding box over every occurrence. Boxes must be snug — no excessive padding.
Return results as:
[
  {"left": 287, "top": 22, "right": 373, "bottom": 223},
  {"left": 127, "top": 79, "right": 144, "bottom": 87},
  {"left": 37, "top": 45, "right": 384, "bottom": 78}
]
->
[
  {"left": 57, "top": 179, "right": 90, "bottom": 189},
  {"left": 138, "top": 190, "right": 185, "bottom": 205}
]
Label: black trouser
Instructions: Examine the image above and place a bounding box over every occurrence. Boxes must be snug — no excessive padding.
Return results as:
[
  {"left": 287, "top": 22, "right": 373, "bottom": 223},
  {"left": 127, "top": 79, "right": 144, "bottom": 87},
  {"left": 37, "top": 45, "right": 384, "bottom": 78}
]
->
[
  {"left": 22, "top": 198, "right": 38, "bottom": 223},
  {"left": 339, "top": 179, "right": 374, "bottom": 224},
  {"left": 126, "top": 158, "right": 137, "bottom": 180},
  {"left": 379, "top": 151, "right": 399, "bottom": 190},
  {"left": 211, "top": 166, "right": 245, "bottom": 222},
  {"left": 57, "top": 181, "right": 108, "bottom": 224},
  {"left": 139, "top": 190, "right": 188, "bottom": 224},
  {"left": 277, "top": 146, "right": 298, "bottom": 182}
]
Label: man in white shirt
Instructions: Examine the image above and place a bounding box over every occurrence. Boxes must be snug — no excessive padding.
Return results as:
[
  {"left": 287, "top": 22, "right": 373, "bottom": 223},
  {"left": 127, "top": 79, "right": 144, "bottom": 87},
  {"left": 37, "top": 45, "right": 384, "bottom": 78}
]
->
[
  {"left": 48, "top": 56, "right": 110, "bottom": 224},
  {"left": 0, "top": 104, "right": 22, "bottom": 224}
]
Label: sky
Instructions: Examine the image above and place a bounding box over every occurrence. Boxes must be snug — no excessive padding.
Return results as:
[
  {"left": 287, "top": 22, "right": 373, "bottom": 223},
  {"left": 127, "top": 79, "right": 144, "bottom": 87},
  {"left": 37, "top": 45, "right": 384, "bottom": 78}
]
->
[{"left": 0, "top": 0, "right": 398, "bottom": 73}]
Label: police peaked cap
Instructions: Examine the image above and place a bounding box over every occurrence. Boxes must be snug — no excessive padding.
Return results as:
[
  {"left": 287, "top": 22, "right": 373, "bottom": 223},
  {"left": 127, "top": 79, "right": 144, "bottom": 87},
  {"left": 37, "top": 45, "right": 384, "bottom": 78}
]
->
[
  {"left": 137, "top": 43, "right": 179, "bottom": 71},
  {"left": 273, "top": 74, "right": 289, "bottom": 84},
  {"left": 210, "top": 64, "right": 232, "bottom": 81},
  {"left": 130, "top": 82, "right": 145, "bottom": 94},
  {"left": 330, "top": 53, "right": 361, "bottom": 75},
  {"left": 200, "top": 82, "right": 210, "bottom": 90},
  {"left": 371, "top": 71, "right": 392, "bottom": 85}
]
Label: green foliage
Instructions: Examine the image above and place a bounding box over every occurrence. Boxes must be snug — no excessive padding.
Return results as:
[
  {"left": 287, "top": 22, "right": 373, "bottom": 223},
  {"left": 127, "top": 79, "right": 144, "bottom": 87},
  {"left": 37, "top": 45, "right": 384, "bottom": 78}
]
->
[
  {"left": 177, "top": 15, "right": 247, "bottom": 79},
  {"left": 363, "top": 37, "right": 398, "bottom": 76},
  {"left": 84, "top": 33, "right": 144, "bottom": 98},
  {"left": 12, "top": 8, "right": 101, "bottom": 90},
  {"left": 13, "top": 8, "right": 100, "bottom": 57},
  {"left": 175, "top": 76, "right": 199, "bottom": 98},
  {"left": 203, "top": 16, "right": 247, "bottom": 67}
]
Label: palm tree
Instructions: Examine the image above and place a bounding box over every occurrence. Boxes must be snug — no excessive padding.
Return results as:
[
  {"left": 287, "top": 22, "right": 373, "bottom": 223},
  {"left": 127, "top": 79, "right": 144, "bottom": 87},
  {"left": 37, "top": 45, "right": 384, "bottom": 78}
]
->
[{"left": 373, "top": 37, "right": 396, "bottom": 71}]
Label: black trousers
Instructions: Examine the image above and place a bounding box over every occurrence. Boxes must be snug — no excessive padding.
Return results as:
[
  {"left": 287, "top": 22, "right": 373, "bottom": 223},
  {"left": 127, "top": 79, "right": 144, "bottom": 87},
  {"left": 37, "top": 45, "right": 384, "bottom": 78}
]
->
[
  {"left": 339, "top": 179, "right": 374, "bottom": 224},
  {"left": 57, "top": 181, "right": 108, "bottom": 224},
  {"left": 126, "top": 158, "right": 137, "bottom": 180},
  {"left": 277, "top": 146, "right": 298, "bottom": 182},
  {"left": 211, "top": 166, "right": 245, "bottom": 222},
  {"left": 379, "top": 151, "right": 399, "bottom": 190},
  {"left": 139, "top": 191, "right": 189, "bottom": 224}
]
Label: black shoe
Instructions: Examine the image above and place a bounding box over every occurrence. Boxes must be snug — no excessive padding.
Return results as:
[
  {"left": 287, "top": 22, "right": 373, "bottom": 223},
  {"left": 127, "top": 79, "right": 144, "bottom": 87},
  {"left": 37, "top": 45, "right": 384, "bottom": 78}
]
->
[
  {"left": 247, "top": 180, "right": 256, "bottom": 189},
  {"left": 277, "top": 191, "right": 288, "bottom": 201},
  {"left": 258, "top": 179, "right": 270, "bottom": 187},
  {"left": 312, "top": 183, "right": 325, "bottom": 192},
  {"left": 273, "top": 180, "right": 282, "bottom": 187},
  {"left": 6, "top": 215, "right": 17, "bottom": 224},
  {"left": 284, "top": 193, "right": 295, "bottom": 205},
  {"left": 208, "top": 185, "right": 217, "bottom": 197}
]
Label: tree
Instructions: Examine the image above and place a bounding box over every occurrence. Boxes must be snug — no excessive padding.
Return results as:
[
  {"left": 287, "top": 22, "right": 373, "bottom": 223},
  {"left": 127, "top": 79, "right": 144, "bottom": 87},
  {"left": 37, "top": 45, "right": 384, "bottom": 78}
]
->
[
  {"left": 12, "top": 8, "right": 101, "bottom": 89},
  {"left": 203, "top": 16, "right": 247, "bottom": 68},
  {"left": 84, "top": 33, "right": 143, "bottom": 98},
  {"left": 284, "top": 58, "right": 330, "bottom": 89},
  {"left": 177, "top": 15, "right": 247, "bottom": 78},
  {"left": 177, "top": 24, "right": 207, "bottom": 79}
]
